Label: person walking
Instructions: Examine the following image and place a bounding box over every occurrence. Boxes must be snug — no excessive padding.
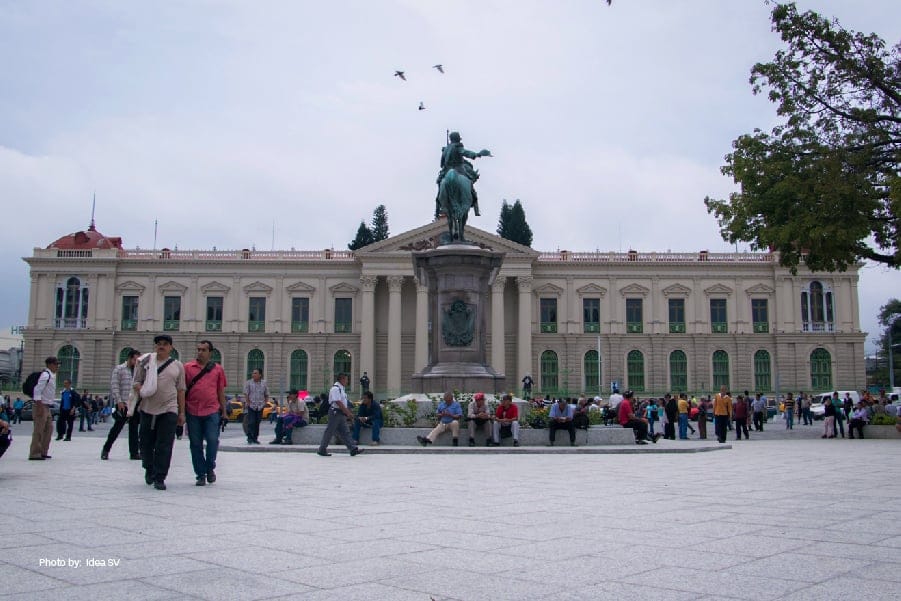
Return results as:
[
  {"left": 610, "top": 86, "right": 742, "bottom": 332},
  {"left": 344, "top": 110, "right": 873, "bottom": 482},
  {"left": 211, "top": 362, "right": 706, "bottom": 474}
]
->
[
  {"left": 243, "top": 369, "right": 268, "bottom": 445},
  {"left": 13, "top": 397, "right": 24, "bottom": 424},
  {"left": 783, "top": 393, "right": 795, "bottom": 430},
  {"left": 696, "top": 396, "right": 709, "bottom": 440},
  {"left": 317, "top": 373, "right": 363, "bottom": 457},
  {"left": 822, "top": 399, "right": 836, "bottom": 438},
  {"left": 830, "top": 391, "right": 846, "bottom": 438},
  {"left": 28, "top": 356, "right": 59, "bottom": 460},
  {"left": 733, "top": 394, "right": 750, "bottom": 440},
  {"left": 102, "top": 349, "right": 142, "bottom": 461},
  {"left": 133, "top": 335, "right": 186, "bottom": 491},
  {"left": 184, "top": 340, "right": 228, "bottom": 486}
]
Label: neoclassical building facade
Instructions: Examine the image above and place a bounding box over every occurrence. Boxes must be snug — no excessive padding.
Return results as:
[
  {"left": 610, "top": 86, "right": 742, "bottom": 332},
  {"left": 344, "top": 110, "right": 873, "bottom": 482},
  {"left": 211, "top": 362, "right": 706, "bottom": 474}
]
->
[{"left": 22, "top": 219, "right": 866, "bottom": 398}]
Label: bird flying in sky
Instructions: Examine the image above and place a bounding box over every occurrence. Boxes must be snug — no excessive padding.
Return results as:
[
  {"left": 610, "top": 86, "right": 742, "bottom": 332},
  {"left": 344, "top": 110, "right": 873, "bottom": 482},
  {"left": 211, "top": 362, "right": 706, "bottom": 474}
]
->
[
  {"left": 394, "top": 70, "right": 406, "bottom": 81},
  {"left": 418, "top": 102, "right": 426, "bottom": 111},
  {"left": 433, "top": 64, "right": 444, "bottom": 74}
]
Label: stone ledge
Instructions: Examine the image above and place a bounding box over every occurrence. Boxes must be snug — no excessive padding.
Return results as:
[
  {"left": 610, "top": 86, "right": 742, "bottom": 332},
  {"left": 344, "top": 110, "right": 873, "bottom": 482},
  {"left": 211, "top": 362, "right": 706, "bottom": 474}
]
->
[{"left": 250, "top": 424, "right": 636, "bottom": 446}]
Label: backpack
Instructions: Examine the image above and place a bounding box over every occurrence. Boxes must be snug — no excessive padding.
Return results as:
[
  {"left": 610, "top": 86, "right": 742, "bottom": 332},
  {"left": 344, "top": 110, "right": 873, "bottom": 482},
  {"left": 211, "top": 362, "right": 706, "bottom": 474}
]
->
[{"left": 22, "top": 371, "right": 47, "bottom": 398}]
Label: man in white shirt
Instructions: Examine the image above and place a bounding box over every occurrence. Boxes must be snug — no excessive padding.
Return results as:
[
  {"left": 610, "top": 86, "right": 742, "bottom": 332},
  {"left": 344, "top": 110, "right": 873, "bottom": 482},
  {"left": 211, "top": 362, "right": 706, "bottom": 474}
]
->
[
  {"left": 608, "top": 388, "right": 624, "bottom": 410},
  {"left": 317, "top": 373, "right": 363, "bottom": 457},
  {"left": 29, "top": 356, "right": 59, "bottom": 460}
]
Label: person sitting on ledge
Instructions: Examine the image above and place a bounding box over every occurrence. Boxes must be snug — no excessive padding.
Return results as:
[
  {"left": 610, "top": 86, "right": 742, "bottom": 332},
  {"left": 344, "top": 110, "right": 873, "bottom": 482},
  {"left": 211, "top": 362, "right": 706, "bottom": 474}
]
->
[
  {"left": 490, "top": 393, "right": 520, "bottom": 447},
  {"left": 352, "top": 390, "right": 383, "bottom": 446},
  {"left": 417, "top": 391, "right": 463, "bottom": 447},
  {"left": 618, "top": 390, "right": 660, "bottom": 445},
  {"left": 467, "top": 392, "right": 492, "bottom": 446},
  {"left": 271, "top": 390, "right": 307, "bottom": 445},
  {"left": 548, "top": 397, "right": 576, "bottom": 446},
  {"left": 849, "top": 403, "right": 868, "bottom": 439}
]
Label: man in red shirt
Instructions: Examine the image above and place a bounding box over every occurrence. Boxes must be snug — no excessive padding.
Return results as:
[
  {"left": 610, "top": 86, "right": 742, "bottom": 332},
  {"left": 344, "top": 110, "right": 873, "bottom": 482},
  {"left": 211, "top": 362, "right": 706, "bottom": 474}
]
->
[
  {"left": 617, "top": 391, "right": 659, "bottom": 445},
  {"left": 490, "top": 394, "right": 520, "bottom": 446},
  {"left": 184, "top": 340, "right": 228, "bottom": 486}
]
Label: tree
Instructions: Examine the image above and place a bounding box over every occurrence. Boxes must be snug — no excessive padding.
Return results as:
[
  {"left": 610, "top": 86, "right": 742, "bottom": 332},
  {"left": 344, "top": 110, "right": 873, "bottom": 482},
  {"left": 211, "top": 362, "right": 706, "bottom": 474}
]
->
[
  {"left": 371, "top": 204, "right": 389, "bottom": 242},
  {"left": 877, "top": 298, "right": 901, "bottom": 387},
  {"left": 704, "top": 3, "right": 900, "bottom": 272},
  {"left": 497, "top": 199, "right": 534, "bottom": 247},
  {"left": 347, "top": 221, "right": 374, "bottom": 251}
]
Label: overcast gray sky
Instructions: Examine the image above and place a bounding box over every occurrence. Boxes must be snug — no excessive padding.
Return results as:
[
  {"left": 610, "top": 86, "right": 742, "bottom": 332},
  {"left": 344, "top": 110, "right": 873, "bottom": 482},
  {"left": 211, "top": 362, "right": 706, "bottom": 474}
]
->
[{"left": 1, "top": 0, "right": 898, "bottom": 354}]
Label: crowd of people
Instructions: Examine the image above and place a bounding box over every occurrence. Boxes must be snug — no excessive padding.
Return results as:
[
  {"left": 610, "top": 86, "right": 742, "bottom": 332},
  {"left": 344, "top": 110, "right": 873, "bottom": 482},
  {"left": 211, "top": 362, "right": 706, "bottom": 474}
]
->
[{"left": 3, "top": 336, "right": 898, "bottom": 477}]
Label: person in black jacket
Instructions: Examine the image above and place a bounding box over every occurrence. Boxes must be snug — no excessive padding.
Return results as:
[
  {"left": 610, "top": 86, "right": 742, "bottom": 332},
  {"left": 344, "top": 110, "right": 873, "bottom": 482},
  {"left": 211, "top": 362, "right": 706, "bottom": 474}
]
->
[{"left": 664, "top": 394, "right": 678, "bottom": 440}]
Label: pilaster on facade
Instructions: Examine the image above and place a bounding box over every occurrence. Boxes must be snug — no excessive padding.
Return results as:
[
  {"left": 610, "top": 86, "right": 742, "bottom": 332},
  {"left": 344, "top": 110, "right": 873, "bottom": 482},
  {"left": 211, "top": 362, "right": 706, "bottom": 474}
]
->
[
  {"left": 491, "top": 276, "right": 507, "bottom": 376},
  {"left": 386, "top": 276, "right": 405, "bottom": 394},
  {"left": 516, "top": 276, "right": 533, "bottom": 382},
  {"left": 359, "top": 274, "right": 378, "bottom": 379}
]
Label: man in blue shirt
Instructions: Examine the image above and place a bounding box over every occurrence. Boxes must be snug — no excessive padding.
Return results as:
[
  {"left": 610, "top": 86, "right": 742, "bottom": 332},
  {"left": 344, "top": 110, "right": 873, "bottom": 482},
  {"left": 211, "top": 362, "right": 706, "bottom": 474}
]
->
[
  {"left": 417, "top": 391, "right": 463, "bottom": 447},
  {"left": 56, "top": 379, "right": 81, "bottom": 441},
  {"left": 548, "top": 397, "right": 576, "bottom": 446}
]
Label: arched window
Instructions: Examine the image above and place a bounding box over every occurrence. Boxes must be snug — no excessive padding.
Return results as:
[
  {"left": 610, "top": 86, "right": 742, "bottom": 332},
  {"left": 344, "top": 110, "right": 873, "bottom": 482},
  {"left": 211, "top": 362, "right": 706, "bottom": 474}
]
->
[
  {"left": 55, "top": 276, "right": 88, "bottom": 328},
  {"left": 754, "top": 350, "right": 771, "bottom": 391},
  {"left": 290, "top": 349, "right": 308, "bottom": 391},
  {"left": 627, "top": 350, "right": 644, "bottom": 392},
  {"left": 810, "top": 348, "right": 832, "bottom": 391},
  {"left": 801, "top": 281, "right": 835, "bottom": 332},
  {"left": 247, "top": 349, "right": 264, "bottom": 380},
  {"left": 333, "top": 350, "right": 352, "bottom": 390},
  {"left": 211, "top": 349, "right": 222, "bottom": 366},
  {"left": 583, "top": 350, "right": 600, "bottom": 394},
  {"left": 540, "top": 350, "right": 558, "bottom": 393},
  {"left": 669, "top": 350, "right": 687, "bottom": 393},
  {"left": 58, "top": 345, "right": 80, "bottom": 386},
  {"left": 712, "top": 350, "right": 730, "bottom": 389}
]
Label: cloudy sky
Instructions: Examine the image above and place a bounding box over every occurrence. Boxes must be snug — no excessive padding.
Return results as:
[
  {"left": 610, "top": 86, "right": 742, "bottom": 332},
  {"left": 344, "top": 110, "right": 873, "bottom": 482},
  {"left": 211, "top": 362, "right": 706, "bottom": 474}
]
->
[{"left": 1, "top": 0, "right": 898, "bottom": 353}]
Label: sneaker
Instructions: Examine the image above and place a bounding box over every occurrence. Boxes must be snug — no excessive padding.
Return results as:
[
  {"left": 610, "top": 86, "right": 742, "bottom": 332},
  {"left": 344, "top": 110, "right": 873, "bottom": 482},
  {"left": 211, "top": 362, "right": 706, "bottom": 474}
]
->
[
  {"left": 636, "top": 440, "right": 648, "bottom": 445},
  {"left": 513, "top": 440, "right": 520, "bottom": 447},
  {"left": 653, "top": 433, "right": 663, "bottom": 443},
  {"left": 196, "top": 476, "right": 206, "bottom": 486},
  {"left": 350, "top": 447, "right": 364, "bottom": 457},
  {"left": 101, "top": 452, "right": 109, "bottom": 460},
  {"left": 56, "top": 436, "right": 63, "bottom": 441},
  {"left": 268, "top": 439, "right": 281, "bottom": 445},
  {"left": 416, "top": 435, "right": 431, "bottom": 447},
  {"left": 316, "top": 451, "right": 332, "bottom": 457},
  {"left": 207, "top": 470, "right": 216, "bottom": 483},
  {"left": 145, "top": 472, "right": 154, "bottom": 485},
  {"left": 64, "top": 437, "right": 71, "bottom": 441},
  {"left": 153, "top": 481, "right": 167, "bottom": 491}
]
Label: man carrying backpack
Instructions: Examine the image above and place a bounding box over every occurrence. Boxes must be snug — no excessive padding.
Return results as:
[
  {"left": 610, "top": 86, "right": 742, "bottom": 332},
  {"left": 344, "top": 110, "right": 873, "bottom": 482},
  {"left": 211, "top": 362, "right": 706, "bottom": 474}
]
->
[{"left": 28, "top": 356, "right": 59, "bottom": 460}]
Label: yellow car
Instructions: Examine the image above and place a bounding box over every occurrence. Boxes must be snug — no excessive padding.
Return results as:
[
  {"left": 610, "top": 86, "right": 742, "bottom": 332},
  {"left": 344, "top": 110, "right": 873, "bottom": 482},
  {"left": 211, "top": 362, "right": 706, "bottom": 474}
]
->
[
  {"left": 226, "top": 399, "right": 245, "bottom": 421},
  {"left": 261, "top": 400, "right": 279, "bottom": 420}
]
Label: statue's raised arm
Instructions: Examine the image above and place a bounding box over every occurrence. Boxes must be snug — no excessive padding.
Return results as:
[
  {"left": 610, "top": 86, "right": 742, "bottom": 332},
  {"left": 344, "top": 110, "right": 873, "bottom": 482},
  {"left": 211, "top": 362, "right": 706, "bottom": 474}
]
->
[{"left": 435, "top": 131, "right": 492, "bottom": 243}]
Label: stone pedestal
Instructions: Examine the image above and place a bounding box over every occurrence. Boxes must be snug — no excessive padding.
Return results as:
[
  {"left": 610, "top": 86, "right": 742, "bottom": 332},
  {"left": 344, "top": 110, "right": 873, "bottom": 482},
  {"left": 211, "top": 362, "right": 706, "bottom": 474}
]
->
[{"left": 411, "top": 244, "right": 505, "bottom": 393}]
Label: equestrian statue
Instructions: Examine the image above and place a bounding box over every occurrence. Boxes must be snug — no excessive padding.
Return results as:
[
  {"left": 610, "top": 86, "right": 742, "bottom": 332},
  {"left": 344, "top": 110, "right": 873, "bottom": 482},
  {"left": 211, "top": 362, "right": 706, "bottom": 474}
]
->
[{"left": 435, "top": 131, "right": 492, "bottom": 243}]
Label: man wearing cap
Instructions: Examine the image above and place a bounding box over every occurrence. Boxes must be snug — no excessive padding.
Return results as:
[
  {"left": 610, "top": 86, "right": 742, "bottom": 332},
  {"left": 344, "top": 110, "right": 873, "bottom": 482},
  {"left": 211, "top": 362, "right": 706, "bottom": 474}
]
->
[
  {"left": 28, "top": 356, "right": 59, "bottom": 460},
  {"left": 491, "top": 393, "right": 520, "bottom": 446},
  {"left": 102, "top": 348, "right": 142, "bottom": 460},
  {"left": 467, "top": 392, "right": 493, "bottom": 446},
  {"left": 184, "top": 340, "right": 228, "bottom": 486},
  {"left": 132, "top": 335, "right": 186, "bottom": 490},
  {"left": 548, "top": 397, "right": 576, "bottom": 446},
  {"left": 276, "top": 390, "right": 309, "bottom": 444},
  {"left": 417, "top": 391, "right": 463, "bottom": 447},
  {"left": 317, "top": 373, "right": 363, "bottom": 457}
]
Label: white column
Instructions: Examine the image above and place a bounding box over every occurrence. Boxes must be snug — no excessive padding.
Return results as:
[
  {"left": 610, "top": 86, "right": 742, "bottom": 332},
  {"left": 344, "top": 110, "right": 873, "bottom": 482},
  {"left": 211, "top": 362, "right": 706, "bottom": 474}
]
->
[
  {"left": 517, "top": 276, "right": 533, "bottom": 384},
  {"left": 28, "top": 275, "right": 40, "bottom": 327},
  {"left": 491, "top": 277, "right": 506, "bottom": 375},
  {"left": 273, "top": 276, "right": 284, "bottom": 333},
  {"left": 359, "top": 275, "right": 377, "bottom": 383},
  {"left": 387, "top": 276, "right": 404, "bottom": 394},
  {"left": 414, "top": 283, "right": 429, "bottom": 372}
]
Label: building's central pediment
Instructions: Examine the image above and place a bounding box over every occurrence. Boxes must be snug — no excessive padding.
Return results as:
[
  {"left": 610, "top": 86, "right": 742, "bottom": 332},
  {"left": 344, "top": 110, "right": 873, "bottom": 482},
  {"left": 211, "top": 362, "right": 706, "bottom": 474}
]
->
[{"left": 354, "top": 220, "right": 539, "bottom": 259}]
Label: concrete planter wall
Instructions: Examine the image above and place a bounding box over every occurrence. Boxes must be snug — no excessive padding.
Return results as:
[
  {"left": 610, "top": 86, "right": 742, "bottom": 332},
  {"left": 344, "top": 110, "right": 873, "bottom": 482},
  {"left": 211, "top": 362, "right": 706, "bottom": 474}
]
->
[{"left": 860, "top": 424, "right": 901, "bottom": 439}]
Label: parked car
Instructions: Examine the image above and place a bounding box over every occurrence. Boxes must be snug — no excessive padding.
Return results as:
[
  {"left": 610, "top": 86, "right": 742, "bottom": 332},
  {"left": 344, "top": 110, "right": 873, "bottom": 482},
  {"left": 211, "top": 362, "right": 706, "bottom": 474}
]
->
[
  {"left": 261, "top": 400, "right": 279, "bottom": 420},
  {"left": 811, "top": 391, "right": 861, "bottom": 419},
  {"left": 20, "top": 400, "right": 61, "bottom": 421},
  {"left": 225, "top": 399, "right": 245, "bottom": 422}
]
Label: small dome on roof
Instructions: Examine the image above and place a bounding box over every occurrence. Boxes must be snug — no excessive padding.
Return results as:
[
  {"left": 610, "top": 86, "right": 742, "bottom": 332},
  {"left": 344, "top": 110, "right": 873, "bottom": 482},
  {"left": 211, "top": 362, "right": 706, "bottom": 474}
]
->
[{"left": 46, "top": 222, "right": 123, "bottom": 250}]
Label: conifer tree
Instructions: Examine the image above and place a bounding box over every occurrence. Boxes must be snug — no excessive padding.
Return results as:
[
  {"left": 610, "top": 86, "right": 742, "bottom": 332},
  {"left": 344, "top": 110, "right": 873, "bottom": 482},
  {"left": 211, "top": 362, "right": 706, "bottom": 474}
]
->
[{"left": 348, "top": 221, "right": 375, "bottom": 251}]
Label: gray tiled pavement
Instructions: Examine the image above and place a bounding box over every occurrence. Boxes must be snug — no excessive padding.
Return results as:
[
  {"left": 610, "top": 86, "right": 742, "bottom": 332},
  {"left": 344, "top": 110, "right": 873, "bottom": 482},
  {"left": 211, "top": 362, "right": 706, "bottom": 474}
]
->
[{"left": 2, "top": 419, "right": 901, "bottom": 600}]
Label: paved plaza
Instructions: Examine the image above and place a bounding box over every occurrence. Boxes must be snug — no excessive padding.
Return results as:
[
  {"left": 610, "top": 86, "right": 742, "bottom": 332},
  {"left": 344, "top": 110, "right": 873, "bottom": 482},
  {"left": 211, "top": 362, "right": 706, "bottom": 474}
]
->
[{"left": 2, "top": 419, "right": 901, "bottom": 601}]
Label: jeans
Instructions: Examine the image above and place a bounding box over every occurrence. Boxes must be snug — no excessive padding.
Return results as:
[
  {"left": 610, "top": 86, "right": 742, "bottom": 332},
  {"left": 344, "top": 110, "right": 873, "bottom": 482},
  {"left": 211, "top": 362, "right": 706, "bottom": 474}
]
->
[
  {"left": 678, "top": 414, "right": 689, "bottom": 439},
  {"left": 802, "top": 407, "right": 812, "bottom": 425},
  {"left": 56, "top": 409, "right": 75, "bottom": 439},
  {"left": 549, "top": 420, "right": 576, "bottom": 444},
  {"left": 785, "top": 410, "right": 794, "bottom": 429},
  {"left": 352, "top": 417, "right": 382, "bottom": 443},
  {"left": 139, "top": 411, "right": 178, "bottom": 484},
  {"left": 753, "top": 411, "right": 765, "bottom": 431},
  {"left": 734, "top": 417, "right": 749, "bottom": 439},
  {"left": 245, "top": 408, "right": 262, "bottom": 442},
  {"left": 834, "top": 413, "right": 845, "bottom": 437},
  {"left": 186, "top": 412, "right": 220, "bottom": 478}
]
